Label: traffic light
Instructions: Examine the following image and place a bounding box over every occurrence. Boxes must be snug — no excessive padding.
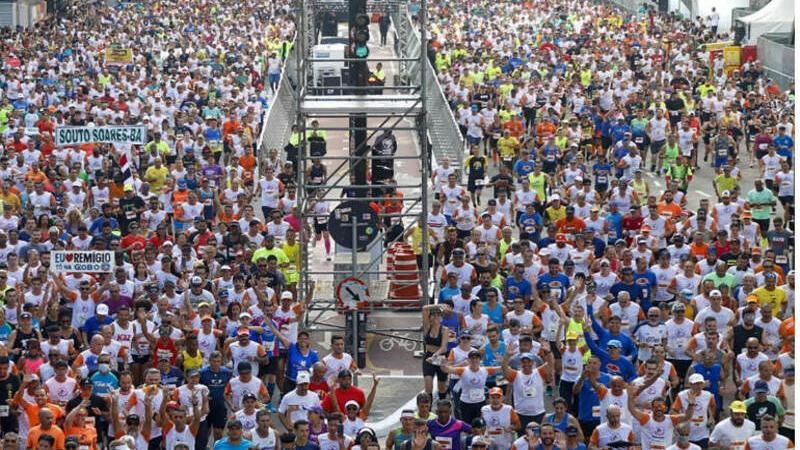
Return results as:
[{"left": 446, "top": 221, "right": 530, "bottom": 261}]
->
[{"left": 351, "top": 13, "right": 370, "bottom": 59}]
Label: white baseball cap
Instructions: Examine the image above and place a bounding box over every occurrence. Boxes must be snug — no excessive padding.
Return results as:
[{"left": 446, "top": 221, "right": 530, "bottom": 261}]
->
[
  {"left": 688, "top": 373, "right": 705, "bottom": 384},
  {"left": 97, "top": 304, "right": 109, "bottom": 315},
  {"left": 296, "top": 371, "right": 311, "bottom": 384}
]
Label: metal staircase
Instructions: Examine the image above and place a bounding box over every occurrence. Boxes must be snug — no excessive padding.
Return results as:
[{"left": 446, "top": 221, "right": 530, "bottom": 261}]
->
[{"left": 391, "top": 8, "right": 465, "bottom": 170}]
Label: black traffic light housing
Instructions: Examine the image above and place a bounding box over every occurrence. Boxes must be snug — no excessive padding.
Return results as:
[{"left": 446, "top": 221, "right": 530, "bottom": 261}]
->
[{"left": 351, "top": 13, "right": 371, "bottom": 59}]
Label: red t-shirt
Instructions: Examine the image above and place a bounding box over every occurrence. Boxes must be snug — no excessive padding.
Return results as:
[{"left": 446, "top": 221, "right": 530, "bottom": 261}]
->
[
  {"left": 121, "top": 234, "right": 147, "bottom": 253},
  {"left": 153, "top": 338, "right": 178, "bottom": 367},
  {"left": 321, "top": 386, "right": 366, "bottom": 414},
  {"left": 309, "top": 380, "right": 330, "bottom": 403}
]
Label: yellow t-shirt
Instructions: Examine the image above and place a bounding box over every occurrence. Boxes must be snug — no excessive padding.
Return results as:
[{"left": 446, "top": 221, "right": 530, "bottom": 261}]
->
[
  {"left": 144, "top": 166, "right": 169, "bottom": 190},
  {"left": 752, "top": 286, "right": 786, "bottom": 316},
  {"left": 545, "top": 206, "right": 566, "bottom": 223}
]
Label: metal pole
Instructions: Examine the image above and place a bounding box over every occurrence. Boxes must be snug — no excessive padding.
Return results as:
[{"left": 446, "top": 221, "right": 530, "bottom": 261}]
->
[
  {"left": 350, "top": 215, "right": 361, "bottom": 386},
  {"left": 419, "top": 0, "right": 430, "bottom": 305}
]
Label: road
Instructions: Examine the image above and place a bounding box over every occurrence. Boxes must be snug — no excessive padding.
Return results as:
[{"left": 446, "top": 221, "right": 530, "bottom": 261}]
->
[{"left": 298, "top": 23, "right": 429, "bottom": 436}]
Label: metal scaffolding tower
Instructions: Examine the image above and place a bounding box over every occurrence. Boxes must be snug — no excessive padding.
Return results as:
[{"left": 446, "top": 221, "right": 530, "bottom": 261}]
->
[{"left": 283, "top": 0, "right": 432, "bottom": 363}]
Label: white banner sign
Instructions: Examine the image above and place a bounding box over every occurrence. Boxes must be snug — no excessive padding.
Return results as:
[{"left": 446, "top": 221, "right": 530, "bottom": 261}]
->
[
  {"left": 54, "top": 126, "right": 148, "bottom": 147},
  {"left": 51, "top": 251, "right": 115, "bottom": 274}
]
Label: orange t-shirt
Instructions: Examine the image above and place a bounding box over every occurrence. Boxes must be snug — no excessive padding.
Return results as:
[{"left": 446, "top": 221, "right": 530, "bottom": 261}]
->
[
  {"left": 27, "top": 425, "right": 66, "bottom": 450},
  {"left": 26, "top": 170, "right": 48, "bottom": 184},
  {"left": 535, "top": 122, "right": 556, "bottom": 140},
  {"left": 22, "top": 402, "right": 64, "bottom": 427},
  {"left": 554, "top": 217, "right": 586, "bottom": 235},
  {"left": 109, "top": 183, "right": 125, "bottom": 201},
  {"left": 689, "top": 242, "right": 709, "bottom": 259},
  {"left": 223, "top": 120, "right": 242, "bottom": 139},
  {"left": 238, "top": 154, "right": 257, "bottom": 172},
  {"left": 779, "top": 317, "right": 794, "bottom": 352},
  {"left": 656, "top": 202, "right": 682, "bottom": 220},
  {"left": 65, "top": 424, "right": 98, "bottom": 450},
  {"left": 503, "top": 120, "right": 524, "bottom": 138}
]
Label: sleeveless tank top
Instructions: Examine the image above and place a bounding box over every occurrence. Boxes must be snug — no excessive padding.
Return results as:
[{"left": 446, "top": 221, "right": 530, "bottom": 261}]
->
[
  {"left": 546, "top": 413, "right": 570, "bottom": 433},
  {"left": 424, "top": 325, "right": 443, "bottom": 356},
  {"left": 181, "top": 350, "right": 204, "bottom": 372},
  {"left": 12, "top": 329, "right": 36, "bottom": 351},
  {"left": 249, "top": 428, "right": 277, "bottom": 450},
  {"left": 392, "top": 429, "right": 413, "bottom": 449},
  {"left": 482, "top": 302, "right": 504, "bottom": 325}
]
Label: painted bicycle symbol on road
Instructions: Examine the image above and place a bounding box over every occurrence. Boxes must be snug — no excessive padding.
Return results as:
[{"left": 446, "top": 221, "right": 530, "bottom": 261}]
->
[{"left": 377, "top": 332, "right": 421, "bottom": 352}]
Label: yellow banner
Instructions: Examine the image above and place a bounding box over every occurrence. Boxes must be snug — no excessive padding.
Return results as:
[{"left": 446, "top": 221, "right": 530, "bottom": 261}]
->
[
  {"left": 723, "top": 46, "right": 742, "bottom": 74},
  {"left": 104, "top": 47, "right": 133, "bottom": 65}
]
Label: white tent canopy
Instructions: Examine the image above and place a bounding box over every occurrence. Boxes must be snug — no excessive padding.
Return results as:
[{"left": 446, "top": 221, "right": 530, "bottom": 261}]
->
[{"left": 739, "top": 0, "right": 794, "bottom": 43}]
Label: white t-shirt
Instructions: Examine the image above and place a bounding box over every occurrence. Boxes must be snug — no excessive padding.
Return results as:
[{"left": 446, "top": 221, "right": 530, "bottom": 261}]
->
[
  {"left": 709, "top": 417, "right": 755, "bottom": 450},
  {"left": 277, "top": 390, "right": 321, "bottom": 425}
]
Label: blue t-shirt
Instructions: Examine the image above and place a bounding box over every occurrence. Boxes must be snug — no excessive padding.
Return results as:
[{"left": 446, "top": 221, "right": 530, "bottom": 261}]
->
[
  {"left": 577, "top": 372, "right": 612, "bottom": 421},
  {"left": 160, "top": 367, "right": 184, "bottom": 386},
  {"left": 89, "top": 217, "right": 120, "bottom": 235},
  {"left": 259, "top": 320, "right": 280, "bottom": 357},
  {"left": 482, "top": 341, "right": 506, "bottom": 383},
  {"left": 213, "top": 438, "right": 253, "bottom": 450},
  {"left": 537, "top": 273, "right": 570, "bottom": 301},
  {"left": 0, "top": 323, "right": 12, "bottom": 342},
  {"left": 518, "top": 212, "right": 543, "bottom": 240},
  {"left": 773, "top": 134, "right": 793, "bottom": 152},
  {"left": 287, "top": 343, "right": 319, "bottom": 381},
  {"left": 633, "top": 269, "right": 656, "bottom": 311},
  {"left": 592, "top": 163, "right": 611, "bottom": 186},
  {"left": 610, "top": 123, "right": 630, "bottom": 143},
  {"left": 90, "top": 371, "right": 119, "bottom": 395},
  {"left": 200, "top": 367, "right": 233, "bottom": 404},
  {"left": 513, "top": 159, "right": 535, "bottom": 180},
  {"left": 609, "top": 281, "right": 644, "bottom": 304},
  {"left": 583, "top": 332, "right": 636, "bottom": 381},
  {"left": 81, "top": 315, "right": 114, "bottom": 341},
  {"left": 605, "top": 212, "right": 623, "bottom": 243},
  {"left": 441, "top": 313, "right": 461, "bottom": 351},
  {"left": 439, "top": 286, "right": 460, "bottom": 303},
  {"left": 587, "top": 304, "right": 638, "bottom": 361},
  {"left": 505, "top": 277, "right": 532, "bottom": 302}
]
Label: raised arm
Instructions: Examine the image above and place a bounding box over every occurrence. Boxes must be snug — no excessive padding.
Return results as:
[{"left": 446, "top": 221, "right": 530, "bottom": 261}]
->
[{"left": 361, "top": 373, "right": 381, "bottom": 418}]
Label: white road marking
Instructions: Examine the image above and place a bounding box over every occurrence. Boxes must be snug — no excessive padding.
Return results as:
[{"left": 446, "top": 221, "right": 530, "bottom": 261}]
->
[
  {"left": 318, "top": 331, "right": 332, "bottom": 350},
  {"left": 696, "top": 191, "right": 712, "bottom": 198},
  {"left": 364, "top": 388, "right": 422, "bottom": 436}
]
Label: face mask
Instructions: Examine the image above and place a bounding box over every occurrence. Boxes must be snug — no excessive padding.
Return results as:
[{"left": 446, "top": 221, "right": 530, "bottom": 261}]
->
[{"left": 98, "top": 363, "right": 110, "bottom": 373}]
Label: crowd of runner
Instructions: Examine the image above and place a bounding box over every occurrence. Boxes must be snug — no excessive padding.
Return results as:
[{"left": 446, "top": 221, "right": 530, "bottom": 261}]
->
[
  {"left": 411, "top": 0, "right": 795, "bottom": 449},
  {"left": 0, "top": 0, "right": 792, "bottom": 448}
]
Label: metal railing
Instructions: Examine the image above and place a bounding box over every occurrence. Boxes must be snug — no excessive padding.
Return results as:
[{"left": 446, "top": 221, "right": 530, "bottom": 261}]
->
[
  {"left": 758, "top": 34, "right": 795, "bottom": 90},
  {"left": 257, "top": 40, "right": 298, "bottom": 161},
  {"left": 397, "top": 11, "right": 465, "bottom": 170}
]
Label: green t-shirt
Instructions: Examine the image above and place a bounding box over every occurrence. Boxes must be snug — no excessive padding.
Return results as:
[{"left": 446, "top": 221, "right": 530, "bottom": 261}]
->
[
  {"left": 714, "top": 175, "right": 738, "bottom": 195},
  {"left": 251, "top": 247, "right": 289, "bottom": 265},
  {"left": 746, "top": 188, "right": 776, "bottom": 220},
  {"left": 702, "top": 272, "right": 737, "bottom": 290},
  {"left": 662, "top": 144, "right": 679, "bottom": 169},
  {"left": 667, "top": 164, "right": 692, "bottom": 188},
  {"left": 744, "top": 395, "right": 785, "bottom": 418},
  {"left": 528, "top": 172, "right": 547, "bottom": 201}
]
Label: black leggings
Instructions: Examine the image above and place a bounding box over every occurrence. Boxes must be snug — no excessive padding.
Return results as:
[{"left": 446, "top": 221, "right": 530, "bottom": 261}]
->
[
  {"left": 459, "top": 400, "right": 485, "bottom": 425},
  {"left": 559, "top": 380, "right": 576, "bottom": 415},
  {"left": 669, "top": 359, "right": 693, "bottom": 388}
]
